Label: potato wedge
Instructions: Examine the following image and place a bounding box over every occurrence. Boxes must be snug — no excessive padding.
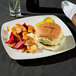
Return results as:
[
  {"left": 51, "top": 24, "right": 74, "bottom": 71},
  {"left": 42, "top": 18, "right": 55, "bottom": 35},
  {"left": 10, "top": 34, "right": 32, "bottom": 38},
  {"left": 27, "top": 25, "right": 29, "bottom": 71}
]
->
[
  {"left": 26, "top": 45, "right": 37, "bottom": 53},
  {"left": 27, "top": 36, "right": 33, "bottom": 40},
  {"left": 24, "top": 39, "right": 34, "bottom": 46},
  {"left": 28, "top": 25, "right": 35, "bottom": 33},
  {"left": 22, "top": 32, "right": 27, "bottom": 40},
  {"left": 16, "top": 34, "right": 22, "bottom": 41},
  {"left": 7, "top": 26, "right": 10, "bottom": 31},
  {"left": 8, "top": 43, "right": 16, "bottom": 47},
  {"left": 12, "top": 27, "right": 17, "bottom": 35},
  {"left": 19, "top": 48, "right": 25, "bottom": 52},
  {"left": 16, "top": 24, "right": 27, "bottom": 32}
]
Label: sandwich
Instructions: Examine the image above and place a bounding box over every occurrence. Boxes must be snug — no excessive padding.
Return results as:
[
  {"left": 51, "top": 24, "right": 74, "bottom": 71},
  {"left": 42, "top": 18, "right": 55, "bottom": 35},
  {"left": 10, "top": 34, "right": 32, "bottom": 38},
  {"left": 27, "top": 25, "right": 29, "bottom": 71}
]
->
[{"left": 35, "top": 22, "right": 65, "bottom": 50}]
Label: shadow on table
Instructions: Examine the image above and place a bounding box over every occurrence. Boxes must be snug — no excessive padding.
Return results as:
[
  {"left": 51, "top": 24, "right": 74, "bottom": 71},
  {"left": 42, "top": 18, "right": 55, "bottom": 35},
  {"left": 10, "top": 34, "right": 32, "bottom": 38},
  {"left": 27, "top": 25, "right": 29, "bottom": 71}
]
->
[{"left": 16, "top": 47, "right": 76, "bottom": 66}]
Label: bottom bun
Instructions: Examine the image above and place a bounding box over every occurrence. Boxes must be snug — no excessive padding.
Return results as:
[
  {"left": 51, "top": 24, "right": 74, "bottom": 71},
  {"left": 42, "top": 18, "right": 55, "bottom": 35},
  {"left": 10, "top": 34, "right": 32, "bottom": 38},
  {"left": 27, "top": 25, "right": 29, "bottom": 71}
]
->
[
  {"left": 35, "top": 37, "right": 66, "bottom": 51},
  {"left": 36, "top": 41, "right": 58, "bottom": 50}
]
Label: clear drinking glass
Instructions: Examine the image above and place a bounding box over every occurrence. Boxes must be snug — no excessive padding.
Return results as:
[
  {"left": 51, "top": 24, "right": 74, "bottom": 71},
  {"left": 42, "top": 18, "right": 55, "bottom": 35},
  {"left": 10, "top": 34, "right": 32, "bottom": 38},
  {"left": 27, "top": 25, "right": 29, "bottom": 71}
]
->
[{"left": 8, "top": 0, "right": 21, "bottom": 17}]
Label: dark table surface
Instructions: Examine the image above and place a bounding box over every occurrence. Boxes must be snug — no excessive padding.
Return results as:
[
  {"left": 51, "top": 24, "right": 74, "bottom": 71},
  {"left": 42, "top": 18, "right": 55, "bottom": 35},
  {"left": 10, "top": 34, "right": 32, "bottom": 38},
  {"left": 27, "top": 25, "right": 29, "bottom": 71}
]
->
[{"left": 0, "top": 0, "right": 76, "bottom": 76}]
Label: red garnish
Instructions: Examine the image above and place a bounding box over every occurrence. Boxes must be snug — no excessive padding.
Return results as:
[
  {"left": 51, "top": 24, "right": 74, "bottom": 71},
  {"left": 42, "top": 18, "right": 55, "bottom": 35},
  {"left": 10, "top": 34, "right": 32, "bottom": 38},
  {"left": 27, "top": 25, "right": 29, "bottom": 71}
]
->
[
  {"left": 9, "top": 32, "right": 13, "bottom": 39},
  {"left": 5, "top": 32, "right": 15, "bottom": 44},
  {"left": 13, "top": 40, "right": 25, "bottom": 49},
  {"left": 22, "top": 23, "right": 28, "bottom": 29}
]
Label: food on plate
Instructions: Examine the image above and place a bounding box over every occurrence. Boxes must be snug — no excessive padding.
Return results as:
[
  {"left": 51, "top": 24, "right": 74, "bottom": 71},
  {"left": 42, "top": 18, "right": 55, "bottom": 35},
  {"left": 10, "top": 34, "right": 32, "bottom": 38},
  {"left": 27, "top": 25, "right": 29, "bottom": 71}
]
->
[
  {"left": 35, "top": 22, "right": 65, "bottom": 50},
  {"left": 8, "top": 43, "right": 16, "bottom": 47},
  {"left": 7, "top": 26, "right": 10, "bottom": 31},
  {"left": 26, "top": 44, "right": 37, "bottom": 53},
  {"left": 22, "top": 32, "right": 27, "bottom": 40},
  {"left": 36, "top": 21, "right": 44, "bottom": 27},
  {"left": 36, "top": 17, "right": 54, "bottom": 27},
  {"left": 5, "top": 23, "right": 37, "bottom": 53},
  {"left": 19, "top": 48, "right": 25, "bottom": 52},
  {"left": 24, "top": 38, "right": 34, "bottom": 46},
  {"left": 5, "top": 17, "right": 66, "bottom": 53},
  {"left": 44, "top": 17, "right": 54, "bottom": 23},
  {"left": 28, "top": 25, "right": 36, "bottom": 33}
]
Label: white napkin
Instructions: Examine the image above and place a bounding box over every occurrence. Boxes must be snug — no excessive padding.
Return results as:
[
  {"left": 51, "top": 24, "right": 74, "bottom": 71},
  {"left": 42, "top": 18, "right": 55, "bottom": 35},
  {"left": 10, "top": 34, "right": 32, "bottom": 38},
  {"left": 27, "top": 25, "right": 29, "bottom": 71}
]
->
[{"left": 61, "top": 0, "right": 76, "bottom": 20}]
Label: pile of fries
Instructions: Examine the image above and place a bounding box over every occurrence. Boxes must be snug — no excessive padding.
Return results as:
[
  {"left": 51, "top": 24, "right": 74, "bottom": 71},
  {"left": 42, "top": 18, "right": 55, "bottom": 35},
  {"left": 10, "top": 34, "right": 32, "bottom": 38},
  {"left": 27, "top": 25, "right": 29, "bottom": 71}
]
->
[{"left": 5, "top": 23, "right": 37, "bottom": 53}]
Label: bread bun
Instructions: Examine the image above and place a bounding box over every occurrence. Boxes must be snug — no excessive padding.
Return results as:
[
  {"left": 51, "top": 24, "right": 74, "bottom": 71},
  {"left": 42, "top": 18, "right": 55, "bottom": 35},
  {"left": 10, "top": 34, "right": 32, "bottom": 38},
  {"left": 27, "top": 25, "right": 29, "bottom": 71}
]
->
[
  {"left": 36, "top": 22, "right": 62, "bottom": 41},
  {"left": 35, "top": 36, "right": 65, "bottom": 50}
]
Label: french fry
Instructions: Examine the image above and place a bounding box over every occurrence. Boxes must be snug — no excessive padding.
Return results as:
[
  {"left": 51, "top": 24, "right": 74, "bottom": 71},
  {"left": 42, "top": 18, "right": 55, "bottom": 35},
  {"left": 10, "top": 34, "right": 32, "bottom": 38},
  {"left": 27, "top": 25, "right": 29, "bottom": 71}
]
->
[
  {"left": 21, "top": 25, "right": 27, "bottom": 32},
  {"left": 26, "top": 45, "right": 37, "bottom": 53},
  {"left": 28, "top": 25, "right": 35, "bottom": 33},
  {"left": 12, "top": 27, "right": 17, "bottom": 35},
  {"left": 22, "top": 32, "right": 27, "bottom": 36},
  {"left": 25, "top": 46, "right": 30, "bottom": 53},
  {"left": 22, "top": 32, "right": 27, "bottom": 40},
  {"left": 12, "top": 27, "right": 21, "bottom": 41},
  {"left": 8, "top": 43, "right": 16, "bottom": 47},
  {"left": 16, "top": 24, "right": 27, "bottom": 32},
  {"left": 34, "top": 30, "right": 36, "bottom": 34},
  {"left": 25, "top": 50, "right": 30, "bottom": 53},
  {"left": 15, "top": 34, "right": 22, "bottom": 41},
  {"left": 19, "top": 48, "right": 25, "bottom": 52},
  {"left": 25, "top": 39, "right": 34, "bottom": 46},
  {"left": 7, "top": 26, "right": 10, "bottom": 31},
  {"left": 27, "top": 36, "right": 33, "bottom": 40},
  {"left": 15, "top": 24, "right": 22, "bottom": 33}
]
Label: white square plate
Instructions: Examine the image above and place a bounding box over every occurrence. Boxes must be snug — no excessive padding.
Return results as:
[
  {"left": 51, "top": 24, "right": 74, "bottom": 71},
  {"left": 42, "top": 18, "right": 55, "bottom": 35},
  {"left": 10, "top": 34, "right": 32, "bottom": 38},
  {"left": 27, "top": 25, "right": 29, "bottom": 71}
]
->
[{"left": 1, "top": 15, "right": 75, "bottom": 60}]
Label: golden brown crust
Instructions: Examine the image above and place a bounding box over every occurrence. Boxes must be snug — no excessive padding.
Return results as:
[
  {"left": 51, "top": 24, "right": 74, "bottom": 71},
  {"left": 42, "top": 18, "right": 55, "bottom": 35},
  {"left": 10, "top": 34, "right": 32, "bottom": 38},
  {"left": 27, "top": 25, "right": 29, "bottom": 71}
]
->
[
  {"left": 72, "top": 14, "right": 76, "bottom": 26},
  {"left": 36, "top": 22, "right": 62, "bottom": 41}
]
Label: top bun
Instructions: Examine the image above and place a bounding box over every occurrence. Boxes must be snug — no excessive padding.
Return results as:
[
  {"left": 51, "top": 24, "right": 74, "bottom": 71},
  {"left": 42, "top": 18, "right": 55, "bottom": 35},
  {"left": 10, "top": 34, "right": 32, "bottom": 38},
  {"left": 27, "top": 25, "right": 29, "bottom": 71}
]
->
[{"left": 36, "top": 22, "right": 62, "bottom": 41}]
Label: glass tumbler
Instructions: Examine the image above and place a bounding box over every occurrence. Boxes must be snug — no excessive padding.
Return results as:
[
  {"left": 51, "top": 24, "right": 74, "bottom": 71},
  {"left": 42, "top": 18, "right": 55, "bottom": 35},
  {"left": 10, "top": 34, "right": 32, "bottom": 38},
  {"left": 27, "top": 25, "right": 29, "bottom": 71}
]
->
[{"left": 8, "top": 0, "right": 21, "bottom": 17}]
